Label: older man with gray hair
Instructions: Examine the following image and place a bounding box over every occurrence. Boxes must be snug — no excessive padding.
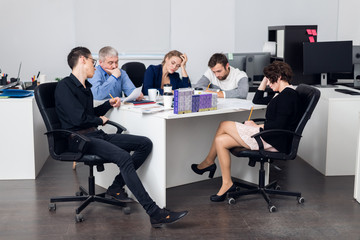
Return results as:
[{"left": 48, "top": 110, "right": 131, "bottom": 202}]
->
[{"left": 89, "top": 46, "right": 144, "bottom": 100}]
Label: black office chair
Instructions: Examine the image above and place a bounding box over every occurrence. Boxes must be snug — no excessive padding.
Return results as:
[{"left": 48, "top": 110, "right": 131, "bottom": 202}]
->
[
  {"left": 34, "top": 82, "right": 130, "bottom": 222},
  {"left": 121, "top": 62, "right": 146, "bottom": 88},
  {"left": 228, "top": 84, "right": 320, "bottom": 212}
]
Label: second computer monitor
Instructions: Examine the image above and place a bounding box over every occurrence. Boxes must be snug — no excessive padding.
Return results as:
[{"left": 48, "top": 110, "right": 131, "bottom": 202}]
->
[
  {"left": 303, "top": 41, "right": 353, "bottom": 87},
  {"left": 228, "top": 52, "right": 271, "bottom": 86}
]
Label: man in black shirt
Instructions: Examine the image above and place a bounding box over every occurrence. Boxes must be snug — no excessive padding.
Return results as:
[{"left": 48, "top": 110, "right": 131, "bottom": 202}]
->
[{"left": 55, "top": 47, "right": 187, "bottom": 227}]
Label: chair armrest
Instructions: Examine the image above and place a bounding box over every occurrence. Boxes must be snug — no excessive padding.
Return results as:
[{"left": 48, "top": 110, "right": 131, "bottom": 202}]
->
[
  {"left": 251, "top": 129, "right": 301, "bottom": 156},
  {"left": 106, "top": 120, "right": 127, "bottom": 134},
  {"left": 251, "top": 118, "right": 265, "bottom": 123},
  {"left": 252, "top": 129, "right": 301, "bottom": 139},
  {"left": 45, "top": 129, "right": 90, "bottom": 142},
  {"left": 242, "top": 118, "right": 265, "bottom": 124},
  {"left": 45, "top": 129, "right": 90, "bottom": 160}
]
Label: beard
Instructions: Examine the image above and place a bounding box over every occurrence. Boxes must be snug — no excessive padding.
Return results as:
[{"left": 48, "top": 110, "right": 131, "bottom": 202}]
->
[{"left": 218, "top": 72, "right": 229, "bottom": 80}]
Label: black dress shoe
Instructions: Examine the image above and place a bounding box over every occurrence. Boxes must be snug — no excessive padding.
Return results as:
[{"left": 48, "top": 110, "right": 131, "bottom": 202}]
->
[
  {"left": 191, "top": 163, "right": 217, "bottom": 178},
  {"left": 150, "top": 208, "right": 188, "bottom": 228},
  {"left": 106, "top": 188, "right": 134, "bottom": 203},
  {"left": 210, "top": 184, "right": 237, "bottom": 202}
]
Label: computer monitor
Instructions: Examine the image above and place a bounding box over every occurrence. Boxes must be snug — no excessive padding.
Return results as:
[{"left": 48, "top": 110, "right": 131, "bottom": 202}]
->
[
  {"left": 303, "top": 41, "right": 353, "bottom": 87},
  {"left": 228, "top": 53, "right": 247, "bottom": 71},
  {"left": 227, "top": 52, "right": 271, "bottom": 86}
]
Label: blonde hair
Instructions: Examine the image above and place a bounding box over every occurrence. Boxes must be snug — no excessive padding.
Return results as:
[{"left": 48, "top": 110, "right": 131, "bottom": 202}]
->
[{"left": 162, "top": 50, "right": 183, "bottom": 65}]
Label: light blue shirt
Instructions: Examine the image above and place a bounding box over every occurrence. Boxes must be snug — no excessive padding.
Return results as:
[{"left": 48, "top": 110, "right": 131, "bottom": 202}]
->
[{"left": 88, "top": 65, "right": 136, "bottom": 100}]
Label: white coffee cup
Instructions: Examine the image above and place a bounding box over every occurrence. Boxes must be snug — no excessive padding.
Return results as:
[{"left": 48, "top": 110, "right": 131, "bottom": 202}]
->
[
  {"left": 163, "top": 84, "right": 172, "bottom": 94},
  {"left": 148, "top": 88, "right": 160, "bottom": 102},
  {"left": 163, "top": 92, "right": 173, "bottom": 109},
  {"left": 38, "top": 74, "right": 46, "bottom": 84}
]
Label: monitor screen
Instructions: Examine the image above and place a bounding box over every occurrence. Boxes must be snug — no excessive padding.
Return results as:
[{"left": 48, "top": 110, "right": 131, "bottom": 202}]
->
[
  {"left": 246, "top": 52, "right": 271, "bottom": 78},
  {"left": 303, "top": 41, "right": 353, "bottom": 75},
  {"left": 227, "top": 52, "right": 270, "bottom": 86},
  {"left": 228, "top": 53, "right": 247, "bottom": 71}
]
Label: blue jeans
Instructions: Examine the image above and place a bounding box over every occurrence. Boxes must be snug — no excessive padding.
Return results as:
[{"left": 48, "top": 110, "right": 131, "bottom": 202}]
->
[{"left": 84, "top": 130, "right": 158, "bottom": 216}]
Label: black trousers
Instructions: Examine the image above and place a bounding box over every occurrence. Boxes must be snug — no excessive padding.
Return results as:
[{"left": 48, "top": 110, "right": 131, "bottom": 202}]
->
[{"left": 84, "top": 130, "right": 158, "bottom": 216}]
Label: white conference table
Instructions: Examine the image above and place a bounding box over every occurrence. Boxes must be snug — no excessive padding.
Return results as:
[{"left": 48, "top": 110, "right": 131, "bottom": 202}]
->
[{"left": 94, "top": 98, "right": 266, "bottom": 207}]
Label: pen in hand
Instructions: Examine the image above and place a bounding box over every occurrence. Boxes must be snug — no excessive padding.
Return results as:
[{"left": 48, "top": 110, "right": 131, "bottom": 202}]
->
[
  {"left": 248, "top": 106, "right": 254, "bottom": 121},
  {"left": 109, "top": 93, "right": 117, "bottom": 104},
  {"left": 206, "top": 83, "right": 211, "bottom": 91}
]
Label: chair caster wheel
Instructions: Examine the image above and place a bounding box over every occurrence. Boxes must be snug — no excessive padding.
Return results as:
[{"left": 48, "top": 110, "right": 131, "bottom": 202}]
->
[
  {"left": 268, "top": 205, "right": 277, "bottom": 213},
  {"left": 297, "top": 197, "right": 305, "bottom": 204},
  {"left": 48, "top": 203, "right": 56, "bottom": 211},
  {"left": 76, "top": 191, "right": 83, "bottom": 196},
  {"left": 123, "top": 206, "right": 131, "bottom": 215},
  {"left": 275, "top": 185, "right": 281, "bottom": 190},
  {"left": 228, "top": 198, "right": 236, "bottom": 205},
  {"left": 75, "top": 214, "right": 84, "bottom": 223}
]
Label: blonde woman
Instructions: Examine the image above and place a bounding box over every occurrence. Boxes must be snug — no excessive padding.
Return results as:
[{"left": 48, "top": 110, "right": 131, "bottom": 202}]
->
[{"left": 143, "top": 50, "right": 191, "bottom": 95}]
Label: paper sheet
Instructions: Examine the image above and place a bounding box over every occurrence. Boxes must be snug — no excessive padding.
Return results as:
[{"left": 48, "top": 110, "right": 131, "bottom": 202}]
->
[
  {"left": 123, "top": 86, "right": 142, "bottom": 102},
  {"left": 217, "top": 98, "right": 254, "bottom": 110},
  {"left": 139, "top": 104, "right": 165, "bottom": 114}
]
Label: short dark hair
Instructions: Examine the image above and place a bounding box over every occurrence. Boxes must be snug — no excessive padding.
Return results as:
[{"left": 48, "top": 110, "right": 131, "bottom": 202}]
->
[
  {"left": 208, "top": 53, "right": 228, "bottom": 68},
  {"left": 263, "top": 61, "right": 293, "bottom": 84},
  {"left": 67, "top": 47, "right": 92, "bottom": 69}
]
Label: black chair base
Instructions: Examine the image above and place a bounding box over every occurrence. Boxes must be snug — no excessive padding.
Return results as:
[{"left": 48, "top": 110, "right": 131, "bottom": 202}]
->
[
  {"left": 228, "top": 180, "right": 304, "bottom": 212},
  {"left": 48, "top": 164, "right": 130, "bottom": 222},
  {"left": 227, "top": 160, "right": 304, "bottom": 212}
]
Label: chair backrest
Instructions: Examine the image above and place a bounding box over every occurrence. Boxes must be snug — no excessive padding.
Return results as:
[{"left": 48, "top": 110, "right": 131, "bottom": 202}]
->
[
  {"left": 287, "top": 84, "right": 321, "bottom": 158},
  {"left": 231, "top": 84, "right": 320, "bottom": 161},
  {"left": 34, "top": 82, "right": 69, "bottom": 158},
  {"left": 121, "top": 62, "right": 146, "bottom": 88},
  {"left": 34, "top": 82, "right": 60, "bottom": 132}
]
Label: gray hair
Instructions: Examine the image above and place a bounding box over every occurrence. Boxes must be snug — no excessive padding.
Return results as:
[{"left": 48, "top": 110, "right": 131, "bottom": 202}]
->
[{"left": 99, "top": 46, "right": 118, "bottom": 62}]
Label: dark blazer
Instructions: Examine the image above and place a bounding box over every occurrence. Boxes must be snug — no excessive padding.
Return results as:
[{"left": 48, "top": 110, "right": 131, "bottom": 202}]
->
[{"left": 143, "top": 64, "right": 191, "bottom": 95}]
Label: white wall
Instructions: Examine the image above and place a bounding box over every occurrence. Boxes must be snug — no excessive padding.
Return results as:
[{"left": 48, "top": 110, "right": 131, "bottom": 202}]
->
[
  {"left": 0, "top": 0, "right": 75, "bottom": 82},
  {"left": 170, "top": 0, "right": 235, "bottom": 84},
  {"left": 338, "top": 0, "right": 360, "bottom": 44},
  {"left": 235, "top": 0, "right": 339, "bottom": 51},
  {"left": 73, "top": 0, "right": 171, "bottom": 53},
  {"left": 0, "top": 0, "right": 359, "bottom": 83}
]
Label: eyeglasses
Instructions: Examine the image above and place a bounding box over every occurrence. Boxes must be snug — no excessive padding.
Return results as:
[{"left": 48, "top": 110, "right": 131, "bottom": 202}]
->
[{"left": 86, "top": 56, "right": 97, "bottom": 67}]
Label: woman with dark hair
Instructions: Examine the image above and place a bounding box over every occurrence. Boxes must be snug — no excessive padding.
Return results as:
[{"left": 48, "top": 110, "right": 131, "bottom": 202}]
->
[
  {"left": 191, "top": 61, "right": 300, "bottom": 202},
  {"left": 143, "top": 50, "right": 191, "bottom": 95}
]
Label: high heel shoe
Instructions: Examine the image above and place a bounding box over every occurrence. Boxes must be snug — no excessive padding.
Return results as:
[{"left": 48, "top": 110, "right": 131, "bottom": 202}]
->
[
  {"left": 191, "top": 163, "right": 217, "bottom": 178},
  {"left": 210, "top": 184, "right": 236, "bottom": 202}
]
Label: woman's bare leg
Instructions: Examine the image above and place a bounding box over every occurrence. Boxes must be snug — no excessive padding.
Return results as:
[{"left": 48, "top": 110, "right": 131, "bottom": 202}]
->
[
  {"left": 213, "top": 121, "right": 250, "bottom": 196},
  {"left": 198, "top": 121, "right": 249, "bottom": 170}
]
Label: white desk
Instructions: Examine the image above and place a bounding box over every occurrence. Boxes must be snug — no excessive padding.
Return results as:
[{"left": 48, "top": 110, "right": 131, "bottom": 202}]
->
[
  {"left": 0, "top": 96, "right": 49, "bottom": 179},
  {"left": 298, "top": 86, "right": 360, "bottom": 176},
  {"left": 94, "top": 99, "right": 266, "bottom": 207}
]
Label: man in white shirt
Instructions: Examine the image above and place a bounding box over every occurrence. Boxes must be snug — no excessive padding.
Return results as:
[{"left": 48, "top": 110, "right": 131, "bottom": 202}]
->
[{"left": 194, "top": 53, "right": 249, "bottom": 98}]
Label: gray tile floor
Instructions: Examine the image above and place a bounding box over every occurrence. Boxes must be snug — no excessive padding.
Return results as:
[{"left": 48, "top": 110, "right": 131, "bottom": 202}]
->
[{"left": 0, "top": 156, "right": 359, "bottom": 240}]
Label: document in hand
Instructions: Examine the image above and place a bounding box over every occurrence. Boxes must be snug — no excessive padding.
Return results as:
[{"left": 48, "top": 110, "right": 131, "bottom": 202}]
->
[{"left": 123, "top": 86, "right": 142, "bottom": 102}]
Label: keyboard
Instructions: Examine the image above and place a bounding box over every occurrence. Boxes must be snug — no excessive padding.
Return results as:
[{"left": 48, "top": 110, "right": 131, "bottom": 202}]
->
[{"left": 334, "top": 89, "right": 360, "bottom": 95}]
